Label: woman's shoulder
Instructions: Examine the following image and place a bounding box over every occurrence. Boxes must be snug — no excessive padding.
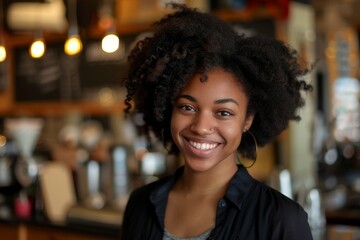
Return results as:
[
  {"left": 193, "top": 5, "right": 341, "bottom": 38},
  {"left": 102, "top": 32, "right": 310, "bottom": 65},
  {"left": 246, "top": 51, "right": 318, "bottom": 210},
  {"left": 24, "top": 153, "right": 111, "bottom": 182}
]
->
[
  {"left": 257, "top": 181, "right": 305, "bottom": 213},
  {"left": 236, "top": 166, "right": 304, "bottom": 214},
  {"left": 129, "top": 175, "right": 172, "bottom": 201},
  {"left": 249, "top": 182, "right": 313, "bottom": 238},
  {"left": 252, "top": 181, "right": 311, "bottom": 228},
  {"left": 129, "top": 167, "right": 183, "bottom": 200}
]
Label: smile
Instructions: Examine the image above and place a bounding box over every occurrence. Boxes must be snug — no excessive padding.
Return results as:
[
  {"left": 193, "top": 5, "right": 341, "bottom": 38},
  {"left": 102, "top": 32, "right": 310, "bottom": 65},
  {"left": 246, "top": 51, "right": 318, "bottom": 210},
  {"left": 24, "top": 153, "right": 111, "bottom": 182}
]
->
[{"left": 189, "top": 141, "right": 218, "bottom": 150}]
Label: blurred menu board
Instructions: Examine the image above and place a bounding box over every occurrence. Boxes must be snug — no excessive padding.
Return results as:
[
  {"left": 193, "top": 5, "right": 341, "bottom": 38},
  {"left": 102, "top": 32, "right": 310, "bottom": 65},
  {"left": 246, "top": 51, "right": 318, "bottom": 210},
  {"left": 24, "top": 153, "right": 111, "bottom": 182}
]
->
[
  {"left": 0, "top": 62, "right": 7, "bottom": 91},
  {"left": 14, "top": 43, "right": 73, "bottom": 101},
  {"left": 13, "top": 36, "right": 135, "bottom": 102},
  {"left": 78, "top": 38, "right": 128, "bottom": 98}
]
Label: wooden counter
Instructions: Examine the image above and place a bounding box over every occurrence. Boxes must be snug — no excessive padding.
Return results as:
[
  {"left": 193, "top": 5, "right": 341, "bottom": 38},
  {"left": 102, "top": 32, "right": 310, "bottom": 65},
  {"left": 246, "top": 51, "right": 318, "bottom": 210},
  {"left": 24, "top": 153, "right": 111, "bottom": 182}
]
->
[
  {"left": 326, "top": 208, "right": 360, "bottom": 226},
  {"left": 0, "top": 217, "right": 120, "bottom": 240}
]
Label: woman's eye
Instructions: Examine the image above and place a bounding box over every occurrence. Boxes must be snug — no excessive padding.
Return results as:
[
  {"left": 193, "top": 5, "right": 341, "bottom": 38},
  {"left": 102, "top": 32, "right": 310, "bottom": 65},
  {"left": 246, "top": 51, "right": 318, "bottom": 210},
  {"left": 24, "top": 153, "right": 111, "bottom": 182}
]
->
[
  {"left": 178, "top": 104, "right": 195, "bottom": 112},
  {"left": 217, "top": 111, "right": 233, "bottom": 117}
]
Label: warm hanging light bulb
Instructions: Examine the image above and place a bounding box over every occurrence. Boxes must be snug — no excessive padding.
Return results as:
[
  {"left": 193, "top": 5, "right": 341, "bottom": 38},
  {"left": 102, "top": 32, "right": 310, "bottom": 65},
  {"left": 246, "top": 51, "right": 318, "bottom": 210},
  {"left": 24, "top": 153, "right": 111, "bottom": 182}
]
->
[
  {"left": 0, "top": 0, "right": 6, "bottom": 62},
  {"left": 101, "top": 33, "right": 119, "bottom": 53},
  {"left": 29, "top": 38, "right": 46, "bottom": 58},
  {"left": 65, "top": 34, "right": 82, "bottom": 55},
  {"left": 64, "top": 0, "right": 82, "bottom": 56},
  {"left": 0, "top": 45, "right": 6, "bottom": 62},
  {"left": 98, "top": 0, "right": 119, "bottom": 54}
]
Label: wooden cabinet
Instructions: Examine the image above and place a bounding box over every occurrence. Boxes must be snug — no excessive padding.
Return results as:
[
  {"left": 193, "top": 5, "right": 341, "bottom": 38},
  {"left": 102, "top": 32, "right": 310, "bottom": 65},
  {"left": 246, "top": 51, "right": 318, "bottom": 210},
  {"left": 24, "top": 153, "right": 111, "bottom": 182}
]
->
[
  {"left": 0, "top": 222, "right": 19, "bottom": 240},
  {"left": 25, "top": 225, "right": 117, "bottom": 240}
]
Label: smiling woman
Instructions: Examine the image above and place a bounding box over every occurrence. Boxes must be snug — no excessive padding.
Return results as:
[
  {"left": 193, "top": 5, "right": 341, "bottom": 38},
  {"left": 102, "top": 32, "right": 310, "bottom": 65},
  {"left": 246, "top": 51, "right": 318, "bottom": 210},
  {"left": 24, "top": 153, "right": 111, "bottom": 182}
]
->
[{"left": 121, "top": 3, "right": 313, "bottom": 240}]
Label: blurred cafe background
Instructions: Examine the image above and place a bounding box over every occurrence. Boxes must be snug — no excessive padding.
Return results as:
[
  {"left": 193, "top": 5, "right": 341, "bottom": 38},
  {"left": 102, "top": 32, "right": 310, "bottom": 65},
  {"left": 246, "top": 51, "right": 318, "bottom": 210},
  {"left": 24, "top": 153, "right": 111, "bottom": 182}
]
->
[{"left": 0, "top": 0, "right": 359, "bottom": 239}]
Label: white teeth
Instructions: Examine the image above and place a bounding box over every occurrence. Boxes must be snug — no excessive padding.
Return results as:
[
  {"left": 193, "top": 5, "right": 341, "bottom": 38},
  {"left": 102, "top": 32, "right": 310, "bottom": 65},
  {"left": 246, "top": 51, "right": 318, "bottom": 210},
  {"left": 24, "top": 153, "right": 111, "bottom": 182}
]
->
[{"left": 189, "top": 141, "right": 217, "bottom": 150}]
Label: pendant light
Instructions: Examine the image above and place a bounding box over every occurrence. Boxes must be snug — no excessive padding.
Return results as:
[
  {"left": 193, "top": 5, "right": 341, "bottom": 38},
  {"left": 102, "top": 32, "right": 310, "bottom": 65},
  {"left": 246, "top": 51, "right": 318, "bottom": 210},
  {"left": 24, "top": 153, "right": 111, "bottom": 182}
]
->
[
  {"left": 0, "top": 0, "right": 6, "bottom": 62},
  {"left": 101, "top": 32, "right": 119, "bottom": 53},
  {"left": 29, "top": 32, "right": 46, "bottom": 59},
  {"left": 0, "top": 46, "right": 5, "bottom": 62},
  {"left": 99, "top": 0, "right": 120, "bottom": 54},
  {"left": 64, "top": 0, "right": 82, "bottom": 55}
]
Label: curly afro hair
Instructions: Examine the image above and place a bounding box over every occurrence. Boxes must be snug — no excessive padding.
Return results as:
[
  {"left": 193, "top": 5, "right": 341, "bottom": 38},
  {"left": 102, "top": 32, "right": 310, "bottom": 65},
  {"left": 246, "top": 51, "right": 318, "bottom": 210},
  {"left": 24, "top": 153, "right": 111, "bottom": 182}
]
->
[{"left": 124, "top": 4, "right": 312, "bottom": 160}]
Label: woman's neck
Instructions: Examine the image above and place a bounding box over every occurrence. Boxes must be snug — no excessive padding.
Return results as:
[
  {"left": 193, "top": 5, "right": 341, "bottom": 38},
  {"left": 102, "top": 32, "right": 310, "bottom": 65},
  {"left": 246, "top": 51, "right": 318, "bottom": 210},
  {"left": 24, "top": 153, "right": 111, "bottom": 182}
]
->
[{"left": 177, "top": 161, "right": 238, "bottom": 197}]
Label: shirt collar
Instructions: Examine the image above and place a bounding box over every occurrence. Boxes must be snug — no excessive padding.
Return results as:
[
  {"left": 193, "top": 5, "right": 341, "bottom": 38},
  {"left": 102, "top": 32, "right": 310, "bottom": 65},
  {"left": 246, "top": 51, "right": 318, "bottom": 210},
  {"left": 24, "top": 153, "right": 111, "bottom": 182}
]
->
[
  {"left": 150, "top": 167, "right": 184, "bottom": 228},
  {"left": 224, "top": 165, "right": 255, "bottom": 210}
]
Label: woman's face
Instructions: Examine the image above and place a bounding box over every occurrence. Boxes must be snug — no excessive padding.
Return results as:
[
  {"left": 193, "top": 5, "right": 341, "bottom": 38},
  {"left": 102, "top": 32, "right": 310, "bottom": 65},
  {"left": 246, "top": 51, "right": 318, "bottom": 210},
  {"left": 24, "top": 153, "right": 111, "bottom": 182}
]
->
[{"left": 171, "top": 68, "right": 254, "bottom": 172}]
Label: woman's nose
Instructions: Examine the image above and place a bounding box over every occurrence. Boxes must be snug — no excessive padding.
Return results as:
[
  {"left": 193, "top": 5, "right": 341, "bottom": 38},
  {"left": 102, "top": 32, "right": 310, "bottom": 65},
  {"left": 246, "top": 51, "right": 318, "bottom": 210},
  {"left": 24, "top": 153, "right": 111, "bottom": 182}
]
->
[{"left": 190, "top": 112, "right": 214, "bottom": 135}]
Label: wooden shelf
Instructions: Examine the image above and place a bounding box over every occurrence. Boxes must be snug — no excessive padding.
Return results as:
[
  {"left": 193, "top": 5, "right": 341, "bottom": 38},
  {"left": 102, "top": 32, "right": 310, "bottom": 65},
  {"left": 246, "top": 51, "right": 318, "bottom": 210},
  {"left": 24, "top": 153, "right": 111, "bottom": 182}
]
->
[
  {"left": 0, "top": 220, "right": 118, "bottom": 240},
  {"left": 5, "top": 32, "right": 67, "bottom": 47},
  {"left": 213, "top": 7, "right": 282, "bottom": 22},
  {"left": 3, "top": 101, "right": 125, "bottom": 117},
  {"left": 5, "top": 22, "right": 152, "bottom": 47}
]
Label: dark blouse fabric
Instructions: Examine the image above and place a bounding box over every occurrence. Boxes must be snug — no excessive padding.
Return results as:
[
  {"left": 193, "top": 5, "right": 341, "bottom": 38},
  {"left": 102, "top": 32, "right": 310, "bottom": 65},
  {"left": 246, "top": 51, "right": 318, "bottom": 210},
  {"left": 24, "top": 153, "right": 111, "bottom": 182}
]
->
[{"left": 121, "top": 165, "right": 313, "bottom": 240}]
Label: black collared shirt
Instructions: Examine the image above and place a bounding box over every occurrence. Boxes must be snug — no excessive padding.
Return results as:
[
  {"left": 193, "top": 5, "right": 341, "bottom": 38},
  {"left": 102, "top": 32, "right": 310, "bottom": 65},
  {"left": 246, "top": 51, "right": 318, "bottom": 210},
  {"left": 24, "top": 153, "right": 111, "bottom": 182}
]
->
[{"left": 121, "top": 165, "right": 313, "bottom": 240}]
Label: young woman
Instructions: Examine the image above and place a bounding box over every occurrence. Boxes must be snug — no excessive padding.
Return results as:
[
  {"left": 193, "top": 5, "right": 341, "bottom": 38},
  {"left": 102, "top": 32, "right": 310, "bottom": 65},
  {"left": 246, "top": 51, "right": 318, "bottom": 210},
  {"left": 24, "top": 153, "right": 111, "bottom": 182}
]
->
[{"left": 121, "top": 4, "right": 313, "bottom": 240}]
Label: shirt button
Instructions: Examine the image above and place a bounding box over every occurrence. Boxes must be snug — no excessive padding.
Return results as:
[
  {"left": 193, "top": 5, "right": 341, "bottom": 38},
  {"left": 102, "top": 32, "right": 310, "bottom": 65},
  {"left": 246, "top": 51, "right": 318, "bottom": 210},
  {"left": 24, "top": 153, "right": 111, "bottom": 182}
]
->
[{"left": 219, "top": 199, "right": 226, "bottom": 208}]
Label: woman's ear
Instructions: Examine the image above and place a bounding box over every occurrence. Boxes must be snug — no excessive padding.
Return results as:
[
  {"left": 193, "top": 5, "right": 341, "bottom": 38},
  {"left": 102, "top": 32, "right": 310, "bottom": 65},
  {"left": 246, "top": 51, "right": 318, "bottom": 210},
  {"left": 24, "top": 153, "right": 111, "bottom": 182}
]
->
[{"left": 243, "top": 113, "right": 255, "bottom": 132}]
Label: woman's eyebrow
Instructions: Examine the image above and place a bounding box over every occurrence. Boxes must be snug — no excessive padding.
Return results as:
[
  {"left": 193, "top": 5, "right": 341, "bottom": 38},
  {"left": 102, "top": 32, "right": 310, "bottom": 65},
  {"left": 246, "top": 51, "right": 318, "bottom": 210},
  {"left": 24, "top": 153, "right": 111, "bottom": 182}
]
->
[
  {"left": 176, "top": 94, "right": 196, "bottom": 102},
  {"left": 214, "top": 98, "right": 239, "bottom": 106},
  {"left": 177, "top": 95, "right": 239, "bottom": 106}
]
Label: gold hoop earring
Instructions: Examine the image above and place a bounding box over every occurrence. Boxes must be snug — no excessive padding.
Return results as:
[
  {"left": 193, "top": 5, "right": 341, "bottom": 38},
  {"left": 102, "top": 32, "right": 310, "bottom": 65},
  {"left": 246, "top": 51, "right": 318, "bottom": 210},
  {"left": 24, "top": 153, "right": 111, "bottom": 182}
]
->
[
  {"left": 238, "top": 130, "right": 258, "bottom": 168},
  {"left": 246, "top": 130, "right": 258, "bottom": 159}
]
